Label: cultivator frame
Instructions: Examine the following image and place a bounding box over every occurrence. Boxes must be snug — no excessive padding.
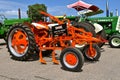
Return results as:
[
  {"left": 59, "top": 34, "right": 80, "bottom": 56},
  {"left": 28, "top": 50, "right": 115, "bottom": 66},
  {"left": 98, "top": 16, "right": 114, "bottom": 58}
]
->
[{"left": 29, "top": 11, "right": 101, "bottom": 64}]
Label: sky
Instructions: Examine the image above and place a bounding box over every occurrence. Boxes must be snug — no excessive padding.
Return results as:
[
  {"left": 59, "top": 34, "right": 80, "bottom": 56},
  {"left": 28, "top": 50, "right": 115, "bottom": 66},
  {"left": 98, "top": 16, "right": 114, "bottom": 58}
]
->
[{"left": 0, "top": 0, "right": 120, "bottom": 19}]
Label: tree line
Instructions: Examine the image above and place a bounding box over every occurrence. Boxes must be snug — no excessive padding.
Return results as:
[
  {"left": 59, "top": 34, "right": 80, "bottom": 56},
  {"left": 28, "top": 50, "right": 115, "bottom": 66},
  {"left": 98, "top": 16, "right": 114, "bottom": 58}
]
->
[{"left": 27, "top": 3, "right": 47, "bottom": 22}]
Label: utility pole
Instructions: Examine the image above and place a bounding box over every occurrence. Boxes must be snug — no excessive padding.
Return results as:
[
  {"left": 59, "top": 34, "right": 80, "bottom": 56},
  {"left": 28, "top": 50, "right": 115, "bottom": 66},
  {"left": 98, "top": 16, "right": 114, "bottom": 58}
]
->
[
  {"left": 116, "top": 9, "right": 119, "bottom": 16},
  {"left": 106, "top": 0, "right": 109, "bottom": 17}
]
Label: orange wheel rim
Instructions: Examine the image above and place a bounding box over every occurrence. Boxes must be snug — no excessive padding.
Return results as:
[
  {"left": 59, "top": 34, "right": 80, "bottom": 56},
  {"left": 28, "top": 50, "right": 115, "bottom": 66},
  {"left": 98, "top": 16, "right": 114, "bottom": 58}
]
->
[
  {"left": 11, "top": 30, "right": 28, "bottom": 54},
  {"left": 65, "top": 53, "right": 77, "bottom": 66},
  {"left": 87, "top": 48, "right": 96, "bottom": 58}
]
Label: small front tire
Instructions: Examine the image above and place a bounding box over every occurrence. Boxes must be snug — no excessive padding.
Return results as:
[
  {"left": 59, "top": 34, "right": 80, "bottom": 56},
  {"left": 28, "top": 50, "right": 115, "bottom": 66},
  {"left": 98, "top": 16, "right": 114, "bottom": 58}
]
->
[{"left": 60, "top": 47, "right": 84, "bottom": 72}]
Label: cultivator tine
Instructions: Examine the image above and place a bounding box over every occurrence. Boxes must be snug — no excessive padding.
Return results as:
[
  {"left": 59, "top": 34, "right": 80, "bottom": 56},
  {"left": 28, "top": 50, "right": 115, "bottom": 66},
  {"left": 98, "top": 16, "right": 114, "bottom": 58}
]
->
[
  {"left": 52, "top": 50, "right": 59, "bottom": 64},
  {"left": 39, "top": 50, "right": 46, "bottom": 64}
]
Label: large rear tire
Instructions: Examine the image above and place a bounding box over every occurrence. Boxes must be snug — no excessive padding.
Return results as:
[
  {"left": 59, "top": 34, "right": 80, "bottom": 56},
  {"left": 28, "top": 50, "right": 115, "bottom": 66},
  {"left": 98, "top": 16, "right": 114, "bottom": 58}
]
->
[
  {"left": 60, "top": 47, "right": 84, "bottom": 72},
  {"left": 6, "top": 24, "right": 36, "bottom": 61},
  {"left": 73, "top": 22, "right": 96, "bottom": 37},
  {"left": 96, "top": 30, "right": 107, "bottom": 47}
]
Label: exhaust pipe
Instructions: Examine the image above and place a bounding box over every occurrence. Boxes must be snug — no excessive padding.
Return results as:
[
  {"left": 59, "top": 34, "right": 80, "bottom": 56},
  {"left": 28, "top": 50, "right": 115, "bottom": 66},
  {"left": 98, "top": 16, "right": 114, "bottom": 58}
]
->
[{"left": 18, "top": 8, "right": 21, "bottom": 19}]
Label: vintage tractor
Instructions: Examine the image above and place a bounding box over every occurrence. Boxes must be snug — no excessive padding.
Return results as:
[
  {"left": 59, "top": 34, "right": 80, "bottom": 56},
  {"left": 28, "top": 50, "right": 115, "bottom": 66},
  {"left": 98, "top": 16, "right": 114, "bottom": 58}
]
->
[
  {"left": 6, "top": 11, "right": 101, "bottom": 71},
  {"left": 0, "top": 14, "right": 7, "bottom": 39},
  {"left": 0, "top": 14, "right": 31, "bottom": 40},
  {"left": 88, "top": 16, "right": 120, "bottom": 48}
]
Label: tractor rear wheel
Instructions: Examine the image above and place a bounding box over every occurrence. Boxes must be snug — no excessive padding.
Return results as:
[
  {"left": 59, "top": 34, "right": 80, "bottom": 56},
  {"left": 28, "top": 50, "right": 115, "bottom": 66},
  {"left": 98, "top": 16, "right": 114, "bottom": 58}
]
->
[
  {"left": 60, "top": 47, "right": 84, "bottom": 72},
  {"left": 109, "top": 35, "right": 120, "bottom": 48},
  {"left": 96, "top": 30, "right": 107, "bottom": 47},
  {"left": 83, "top": 44, "right": 101, "bottom": 61},
  {"left": 6, "top": 24, "right": 36, "bottom": 61}
]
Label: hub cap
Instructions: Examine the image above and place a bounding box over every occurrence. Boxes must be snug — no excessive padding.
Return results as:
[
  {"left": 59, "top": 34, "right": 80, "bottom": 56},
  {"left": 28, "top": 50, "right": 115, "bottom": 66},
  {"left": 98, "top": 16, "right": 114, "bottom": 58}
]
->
[
  {"left": 63, "top": 52, "right": 78, "bottom": 68},
  {"left": 111, "top": 38, "right": 120, "bottom": 47}
]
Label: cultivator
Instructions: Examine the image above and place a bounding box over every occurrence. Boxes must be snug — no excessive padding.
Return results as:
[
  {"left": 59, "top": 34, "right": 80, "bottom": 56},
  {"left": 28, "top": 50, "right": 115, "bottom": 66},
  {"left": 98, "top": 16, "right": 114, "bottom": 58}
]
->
[{"left": 6, "top": 11, "right": 101, "bottom": 71}]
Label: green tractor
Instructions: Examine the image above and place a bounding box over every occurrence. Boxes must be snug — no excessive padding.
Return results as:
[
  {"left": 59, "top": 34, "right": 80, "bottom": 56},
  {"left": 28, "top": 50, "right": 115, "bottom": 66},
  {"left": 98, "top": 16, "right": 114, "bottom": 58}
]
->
[
  {"left": 88, "top": 16, "right": 120, "bottom": 48},
  {"left": 0, "top": 14, "right": 31, "bottom": 40}
]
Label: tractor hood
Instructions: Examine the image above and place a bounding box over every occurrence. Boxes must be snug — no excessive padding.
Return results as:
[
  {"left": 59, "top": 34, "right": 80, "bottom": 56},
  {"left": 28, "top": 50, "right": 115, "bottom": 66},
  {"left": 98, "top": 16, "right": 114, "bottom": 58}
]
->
[{"left": 4, "top": 18, "right": 31, "bottom": 25}]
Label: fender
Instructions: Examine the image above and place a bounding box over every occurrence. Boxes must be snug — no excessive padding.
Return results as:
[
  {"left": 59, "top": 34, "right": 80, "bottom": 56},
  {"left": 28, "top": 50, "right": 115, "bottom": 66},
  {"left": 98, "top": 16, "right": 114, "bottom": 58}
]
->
[
  {"left": 47, "top": 23, "right": 58, "bottom": 29},
  {"left": 31, "top": 22, "right": 49, "bottom": 30},
  {"left": 93, "top": 23, "right": 103, "bottom": 33},
  {"left": 32, "top": 22, "right": 59, "bottom": 30}
]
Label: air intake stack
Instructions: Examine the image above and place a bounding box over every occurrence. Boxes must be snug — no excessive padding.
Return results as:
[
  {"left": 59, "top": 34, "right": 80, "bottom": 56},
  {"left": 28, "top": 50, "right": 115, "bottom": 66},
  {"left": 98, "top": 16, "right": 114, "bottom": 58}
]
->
[{"left": 18, "top": 8, "right": 21, "bottom": 19}]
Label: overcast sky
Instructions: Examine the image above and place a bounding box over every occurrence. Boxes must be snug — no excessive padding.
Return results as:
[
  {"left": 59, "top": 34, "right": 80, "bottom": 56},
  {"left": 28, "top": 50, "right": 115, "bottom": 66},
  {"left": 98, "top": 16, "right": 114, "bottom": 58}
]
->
[{"left": 0, "top": 0, "right": 119, "bottom": 19}]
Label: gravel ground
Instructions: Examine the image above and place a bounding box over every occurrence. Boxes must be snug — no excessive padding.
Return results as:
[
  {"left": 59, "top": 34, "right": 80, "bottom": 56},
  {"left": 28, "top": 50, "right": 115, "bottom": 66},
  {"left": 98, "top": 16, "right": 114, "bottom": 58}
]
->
[{"left": 0, "top": 39, "right": 120, "bottom": 80}]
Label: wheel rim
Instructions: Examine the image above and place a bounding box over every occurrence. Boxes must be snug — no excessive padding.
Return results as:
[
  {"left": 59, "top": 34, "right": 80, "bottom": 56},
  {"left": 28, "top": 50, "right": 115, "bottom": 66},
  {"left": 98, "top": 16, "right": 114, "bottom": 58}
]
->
[
  {"left": 63, "top": 52, "right": 78, "bottom": 68},
  {"left": 86, "top": 47, "right": 97, "bottom": 59},
  {"left": 111, "top": 38, "right": 120, "bottom": 47},
  {"left": 8, "top": 28, "right": 29, "bottom": 57}
]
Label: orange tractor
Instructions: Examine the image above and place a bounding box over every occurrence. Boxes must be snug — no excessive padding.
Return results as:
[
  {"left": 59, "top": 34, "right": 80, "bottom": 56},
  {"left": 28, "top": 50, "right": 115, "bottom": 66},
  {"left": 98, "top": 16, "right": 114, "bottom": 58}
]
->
[{"left": 6, "top": 11, "right": 101, "bottom": 71}]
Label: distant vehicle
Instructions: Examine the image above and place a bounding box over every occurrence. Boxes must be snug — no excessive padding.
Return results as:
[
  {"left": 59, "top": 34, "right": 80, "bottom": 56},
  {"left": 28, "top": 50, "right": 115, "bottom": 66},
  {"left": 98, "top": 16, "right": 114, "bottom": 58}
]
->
[
  {"left": 88, "top": 16, "right": 120, "bottom": 48},
  {"left": 0, "top": 14, "right": 31, "bottom": 40}
]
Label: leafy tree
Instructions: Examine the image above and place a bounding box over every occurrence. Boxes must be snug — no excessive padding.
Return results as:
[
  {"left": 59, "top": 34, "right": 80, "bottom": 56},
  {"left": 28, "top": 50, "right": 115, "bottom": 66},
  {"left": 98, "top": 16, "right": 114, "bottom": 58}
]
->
[{"left": 27, "top": 4, "right": 47, "bottom": 22}]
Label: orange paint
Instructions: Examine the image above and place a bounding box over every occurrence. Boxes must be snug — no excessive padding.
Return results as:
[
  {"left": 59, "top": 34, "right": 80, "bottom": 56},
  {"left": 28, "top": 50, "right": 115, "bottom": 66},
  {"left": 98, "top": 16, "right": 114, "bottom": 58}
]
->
[
  {"left": 23, "top": 11, "right": 102, "bottom": 64},
  {"left": 66, "top": 53, "right": 77, "bottom": 65},
  {"left": 12, "top": 30, "right": 28, "bottom": 54}
]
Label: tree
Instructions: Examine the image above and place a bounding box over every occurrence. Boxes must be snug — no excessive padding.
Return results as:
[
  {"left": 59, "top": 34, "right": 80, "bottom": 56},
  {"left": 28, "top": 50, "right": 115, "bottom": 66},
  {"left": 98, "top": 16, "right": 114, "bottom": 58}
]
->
[{"left": 27, "top": 4, "right": 47, "bottom": 22}]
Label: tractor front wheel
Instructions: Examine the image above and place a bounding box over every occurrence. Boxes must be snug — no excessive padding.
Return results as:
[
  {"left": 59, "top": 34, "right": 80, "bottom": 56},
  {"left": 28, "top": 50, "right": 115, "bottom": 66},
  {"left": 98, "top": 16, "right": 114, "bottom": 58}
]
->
[
  {"left": 6, "top": 24, "right": 36, "bottom": 61},
  {"left": 109, "top": 35, "right": 120, "bottom": 48},
  {"left": 60, "top": 47, "right": 84, "bottom": 72}
]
